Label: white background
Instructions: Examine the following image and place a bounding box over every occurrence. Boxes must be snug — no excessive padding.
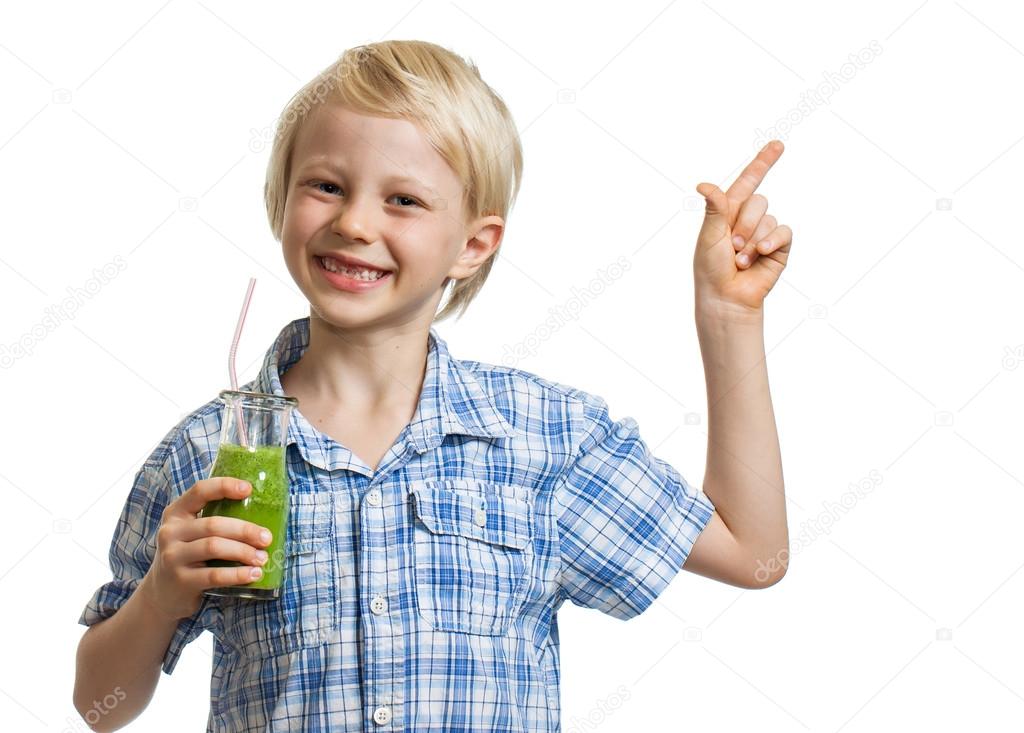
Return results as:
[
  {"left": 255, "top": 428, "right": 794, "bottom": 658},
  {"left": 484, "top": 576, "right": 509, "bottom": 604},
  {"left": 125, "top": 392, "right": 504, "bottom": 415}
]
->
[{"left": 2, "top": 0, "right": 1023, "bottom": 730}]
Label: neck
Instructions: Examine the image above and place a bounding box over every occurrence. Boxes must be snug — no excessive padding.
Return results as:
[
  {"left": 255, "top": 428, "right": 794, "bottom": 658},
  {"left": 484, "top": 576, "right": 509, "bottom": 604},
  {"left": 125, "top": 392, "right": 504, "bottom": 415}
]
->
[{"left": 287, "top": 310, "right": 431, "bottom": 411}]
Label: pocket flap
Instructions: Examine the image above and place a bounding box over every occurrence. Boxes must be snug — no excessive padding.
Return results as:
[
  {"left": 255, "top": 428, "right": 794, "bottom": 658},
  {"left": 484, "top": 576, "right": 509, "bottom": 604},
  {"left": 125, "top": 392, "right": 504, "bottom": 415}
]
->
[{"left": 409, "top": 483, "right": 533, "bottom": 549}]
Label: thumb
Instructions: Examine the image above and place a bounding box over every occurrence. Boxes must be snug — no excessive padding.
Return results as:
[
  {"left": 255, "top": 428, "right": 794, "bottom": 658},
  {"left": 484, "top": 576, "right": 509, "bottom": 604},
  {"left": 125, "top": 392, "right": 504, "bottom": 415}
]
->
[{"left": 696, "top": 182, "right": 730, "bottom": 223}]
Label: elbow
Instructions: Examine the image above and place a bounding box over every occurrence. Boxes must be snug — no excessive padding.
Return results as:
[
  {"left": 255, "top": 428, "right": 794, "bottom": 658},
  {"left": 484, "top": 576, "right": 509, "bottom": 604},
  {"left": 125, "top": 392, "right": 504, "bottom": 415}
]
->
[
  {"left": 748, "top": 545, "right": 789, "bottom": 589},
  {"left": 72, "top": 690, "right": 123, "bottom": 733},
  {"left": 753, "top": 565, "right": 787, "bottom": 589},
  {"left": 72, "top": 689, "right": 103, "bottom": 732},
  {"left": 73, "top": 677, "right": 107, "bottom": 732},
  {"left": 72, "top": 669, "right": 132, "bottom": 733},
  {"left": 73, "top": 638, "right": 96, "bottom": 730},
  {"left": 73, "top": 632, "right": 123, "bottom": 733}
]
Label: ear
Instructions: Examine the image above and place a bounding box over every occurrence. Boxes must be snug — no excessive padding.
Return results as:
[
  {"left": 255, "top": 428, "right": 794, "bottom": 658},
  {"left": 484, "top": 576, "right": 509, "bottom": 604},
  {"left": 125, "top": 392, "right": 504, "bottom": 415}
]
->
[{"left": 447, "top": 215, "right": 505, "bottom": 281}]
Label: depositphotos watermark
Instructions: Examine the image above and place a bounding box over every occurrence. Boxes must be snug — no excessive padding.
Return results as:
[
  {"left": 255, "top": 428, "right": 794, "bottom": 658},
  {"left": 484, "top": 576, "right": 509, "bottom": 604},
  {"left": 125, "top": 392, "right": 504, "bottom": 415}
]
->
[
  {"left": 753, "top": 468, "right": 883, "bottom": 585},
  {"left": 753, "top": 39, "right": 883, "bottom": 146},
  {"left": 66, "top": 685, "right": 126, "bottom": 731},
  {"left": 1, "top": 255, "right": 128, "bottom": 369},
  {"left": 501, "top": 255, "right": 631, "bottom": 367},
  {"left": 564, "top": 684, "right": 631, "bottom": 733},
  {"left": 248, "top": 46, "right": 376, "bottom": 154}
]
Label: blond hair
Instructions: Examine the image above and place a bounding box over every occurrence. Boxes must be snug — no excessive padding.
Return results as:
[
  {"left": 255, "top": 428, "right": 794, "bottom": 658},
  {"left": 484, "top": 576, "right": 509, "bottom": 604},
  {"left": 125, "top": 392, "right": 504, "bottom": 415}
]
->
[{"left": 264, "top": 40, "right": 523, "bottom": 323}]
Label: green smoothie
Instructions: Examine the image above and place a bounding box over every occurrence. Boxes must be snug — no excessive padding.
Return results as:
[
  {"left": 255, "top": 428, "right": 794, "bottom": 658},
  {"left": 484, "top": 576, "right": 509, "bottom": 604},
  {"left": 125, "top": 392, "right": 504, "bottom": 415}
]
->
[{"left": 200, "top": 443, "right": 289, "bottom": 597}]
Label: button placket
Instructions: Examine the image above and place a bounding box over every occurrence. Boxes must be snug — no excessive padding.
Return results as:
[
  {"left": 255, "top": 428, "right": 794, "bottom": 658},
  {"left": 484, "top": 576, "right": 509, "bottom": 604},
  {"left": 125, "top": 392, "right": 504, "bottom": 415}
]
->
[{"left": 361, "top": 485, "right": 400, "bottom": 730}]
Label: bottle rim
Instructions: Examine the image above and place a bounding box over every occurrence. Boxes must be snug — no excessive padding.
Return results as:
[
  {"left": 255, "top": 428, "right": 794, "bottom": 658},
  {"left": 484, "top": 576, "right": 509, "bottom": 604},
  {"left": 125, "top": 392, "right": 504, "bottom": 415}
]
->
[{"left": 218, "top": 389, "right": 298, "bottom": 409}]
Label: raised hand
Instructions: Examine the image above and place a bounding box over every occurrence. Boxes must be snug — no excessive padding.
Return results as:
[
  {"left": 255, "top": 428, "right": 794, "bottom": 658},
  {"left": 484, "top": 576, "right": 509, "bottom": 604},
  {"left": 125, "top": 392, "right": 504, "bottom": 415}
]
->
[{"left": 693, "top": 140, "right": 793, "bottom": 319}]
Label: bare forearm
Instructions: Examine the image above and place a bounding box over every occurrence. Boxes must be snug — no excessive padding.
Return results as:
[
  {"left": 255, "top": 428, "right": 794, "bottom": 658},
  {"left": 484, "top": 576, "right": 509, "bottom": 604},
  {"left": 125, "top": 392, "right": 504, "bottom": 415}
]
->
[
  {"left": 696, "top": 307, "right": 788, "bottom": 577},
  {"left": 73, "top": 575, "right": 180, "bottom": 731}
]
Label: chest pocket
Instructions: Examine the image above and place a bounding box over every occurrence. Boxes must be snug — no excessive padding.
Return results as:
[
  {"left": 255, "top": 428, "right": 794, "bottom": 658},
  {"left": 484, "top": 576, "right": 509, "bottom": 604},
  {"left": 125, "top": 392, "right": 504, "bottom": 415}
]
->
[
  {"left": 217, "top": 491, "right": 339, "bottom": 658},
  {"left": 409, "top": 479, "right": 534, "bottom": 635}
]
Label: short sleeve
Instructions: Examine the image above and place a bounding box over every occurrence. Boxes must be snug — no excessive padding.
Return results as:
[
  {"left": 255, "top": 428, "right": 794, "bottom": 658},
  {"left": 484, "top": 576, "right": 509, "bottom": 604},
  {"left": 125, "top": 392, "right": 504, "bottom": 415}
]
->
[
  {"left": 553, "top": 395, "right": 716, "bottom": 620},
  {"left": 77, "top": 417, "right": 222, "bottom": 675}
]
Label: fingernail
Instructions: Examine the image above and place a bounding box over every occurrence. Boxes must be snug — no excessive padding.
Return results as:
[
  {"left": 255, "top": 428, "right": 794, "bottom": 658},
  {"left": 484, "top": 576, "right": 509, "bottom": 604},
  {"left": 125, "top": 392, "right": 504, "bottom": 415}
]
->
[
  {"left": 255, "top": 551, "right": 268, "bottom": 565},
  {"left": 732, "top": 235, "right": 744, "bottom": 248},
  {"left": 737, "top": 253, "right": 749, "bottom": 266},
  {"left": 250, "top": 567, "right": 263, "bottom": 579},
  {"left": 757, "top": 241, "right": 769, "bottom": 253},
  {"left": 260, "top": 529, "right": 272, "bottom": 544}
]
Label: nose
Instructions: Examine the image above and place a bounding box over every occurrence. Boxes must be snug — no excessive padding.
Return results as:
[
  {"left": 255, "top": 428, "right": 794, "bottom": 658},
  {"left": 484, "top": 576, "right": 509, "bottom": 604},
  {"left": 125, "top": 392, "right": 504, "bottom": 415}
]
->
[{"left": 329, "top": 194, "right": 375, "bottom": 243}]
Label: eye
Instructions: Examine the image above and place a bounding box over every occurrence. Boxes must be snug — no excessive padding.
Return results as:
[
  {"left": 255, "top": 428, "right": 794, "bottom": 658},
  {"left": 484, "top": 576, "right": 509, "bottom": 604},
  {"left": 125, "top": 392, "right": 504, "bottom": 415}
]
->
[
  {"left": 309, "top": 181, "right": 341, "bottom": 195},
  {"left": 388, "top": 194, "right": 421, "bottom": 208}
]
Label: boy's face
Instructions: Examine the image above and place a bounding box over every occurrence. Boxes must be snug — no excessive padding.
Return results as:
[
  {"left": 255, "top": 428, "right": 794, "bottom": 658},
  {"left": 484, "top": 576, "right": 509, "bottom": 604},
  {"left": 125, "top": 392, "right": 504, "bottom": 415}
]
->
[{"left": 281, "top": 102, "right": 503, "bottom": 334}]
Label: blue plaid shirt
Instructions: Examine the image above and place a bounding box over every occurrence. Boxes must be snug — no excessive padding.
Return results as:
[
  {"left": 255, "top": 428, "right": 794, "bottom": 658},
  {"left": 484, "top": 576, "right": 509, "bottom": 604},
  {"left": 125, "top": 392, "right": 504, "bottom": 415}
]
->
[{"left": 79, "top": 316, "right": 716, "bottom": 732}]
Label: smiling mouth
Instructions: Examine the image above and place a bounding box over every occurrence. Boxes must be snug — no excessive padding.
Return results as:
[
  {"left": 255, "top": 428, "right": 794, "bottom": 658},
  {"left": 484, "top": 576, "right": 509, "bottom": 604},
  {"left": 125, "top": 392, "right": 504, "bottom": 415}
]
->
[{"left": 314, "top": 255, "right": 391, "bottom": 281}]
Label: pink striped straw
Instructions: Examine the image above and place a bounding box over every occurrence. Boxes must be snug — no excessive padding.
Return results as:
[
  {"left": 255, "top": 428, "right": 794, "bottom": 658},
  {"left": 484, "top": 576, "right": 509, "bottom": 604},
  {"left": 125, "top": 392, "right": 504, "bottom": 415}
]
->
[{"left": 229, "top": 277, "right": 257, "bottom": 448}]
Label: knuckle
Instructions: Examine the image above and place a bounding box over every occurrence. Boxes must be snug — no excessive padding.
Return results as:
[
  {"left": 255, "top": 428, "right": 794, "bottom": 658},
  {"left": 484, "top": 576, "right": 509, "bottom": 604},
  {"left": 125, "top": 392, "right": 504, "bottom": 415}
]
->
[
  {"left": 156, "top": 523, "right": 172, "bottom": 546},
  {"left": 212, "top": 567, "right": 238, "bottom": 587},
  {"left": 205, "top": 567, "right": 222, "bottom": 587},
  {"left": 207, "top": 515, "right": 229, "bottom": 537},
  {"left": 203, "top": 536, "right": 222, "bottom": 557},
  {"left": 240, "top": 566, "right": 256, "bottom": 583}
]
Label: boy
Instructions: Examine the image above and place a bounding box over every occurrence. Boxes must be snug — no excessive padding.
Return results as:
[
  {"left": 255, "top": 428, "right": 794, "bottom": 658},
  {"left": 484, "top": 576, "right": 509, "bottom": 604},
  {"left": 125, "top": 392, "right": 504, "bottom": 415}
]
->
[{"left": 74, "top": 40, "right": 791, "bottom": 732}]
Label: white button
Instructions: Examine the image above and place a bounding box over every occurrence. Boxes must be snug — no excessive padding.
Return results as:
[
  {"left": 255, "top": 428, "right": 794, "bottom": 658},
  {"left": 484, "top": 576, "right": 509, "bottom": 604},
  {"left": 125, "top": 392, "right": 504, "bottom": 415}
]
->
[
  {"left": 370, "top": 594, "right": 388, "bottom": 615},
  {"left": 366, "top": 489, "right": 382, "bottom": 506},
  {"left": 372, "top": 705, "right": 391, "bottom": 725},
  {"left": 473, "top": 508, "right": 487, "bottom": 526}
]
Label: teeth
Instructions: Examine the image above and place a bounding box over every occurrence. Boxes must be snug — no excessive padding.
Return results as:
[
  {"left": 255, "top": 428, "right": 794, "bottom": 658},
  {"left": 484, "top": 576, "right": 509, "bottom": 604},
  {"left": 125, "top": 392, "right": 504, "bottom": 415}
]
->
[{"left": 320, "top": 256, "right": 387, "bottom": 281}]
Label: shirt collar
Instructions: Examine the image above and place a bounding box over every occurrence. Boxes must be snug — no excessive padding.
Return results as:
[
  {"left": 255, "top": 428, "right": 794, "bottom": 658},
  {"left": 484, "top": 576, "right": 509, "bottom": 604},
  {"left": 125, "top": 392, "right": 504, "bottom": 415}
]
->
[{"left": 254, "top": 316, "right": 516, "bottom": 471}]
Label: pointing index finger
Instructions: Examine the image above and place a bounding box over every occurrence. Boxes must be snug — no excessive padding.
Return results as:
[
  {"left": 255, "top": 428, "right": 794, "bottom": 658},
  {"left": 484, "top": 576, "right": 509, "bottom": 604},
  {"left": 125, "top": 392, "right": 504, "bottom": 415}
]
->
[{"left": 725, "top": 140, "right": 784, "bottom": 202}]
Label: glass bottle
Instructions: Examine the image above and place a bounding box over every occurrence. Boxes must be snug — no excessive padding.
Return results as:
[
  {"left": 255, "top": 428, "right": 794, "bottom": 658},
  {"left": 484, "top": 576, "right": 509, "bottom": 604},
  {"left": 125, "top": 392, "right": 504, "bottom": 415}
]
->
[{"left": 200, "top": 389, "right": 297, "bottom": 600}]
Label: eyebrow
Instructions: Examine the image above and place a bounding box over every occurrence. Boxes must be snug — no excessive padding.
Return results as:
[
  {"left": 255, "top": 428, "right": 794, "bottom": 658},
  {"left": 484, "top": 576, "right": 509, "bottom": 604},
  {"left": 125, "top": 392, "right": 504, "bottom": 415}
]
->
[{"left": 297, "top": 159, "right": 434, "bottom": 191}]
